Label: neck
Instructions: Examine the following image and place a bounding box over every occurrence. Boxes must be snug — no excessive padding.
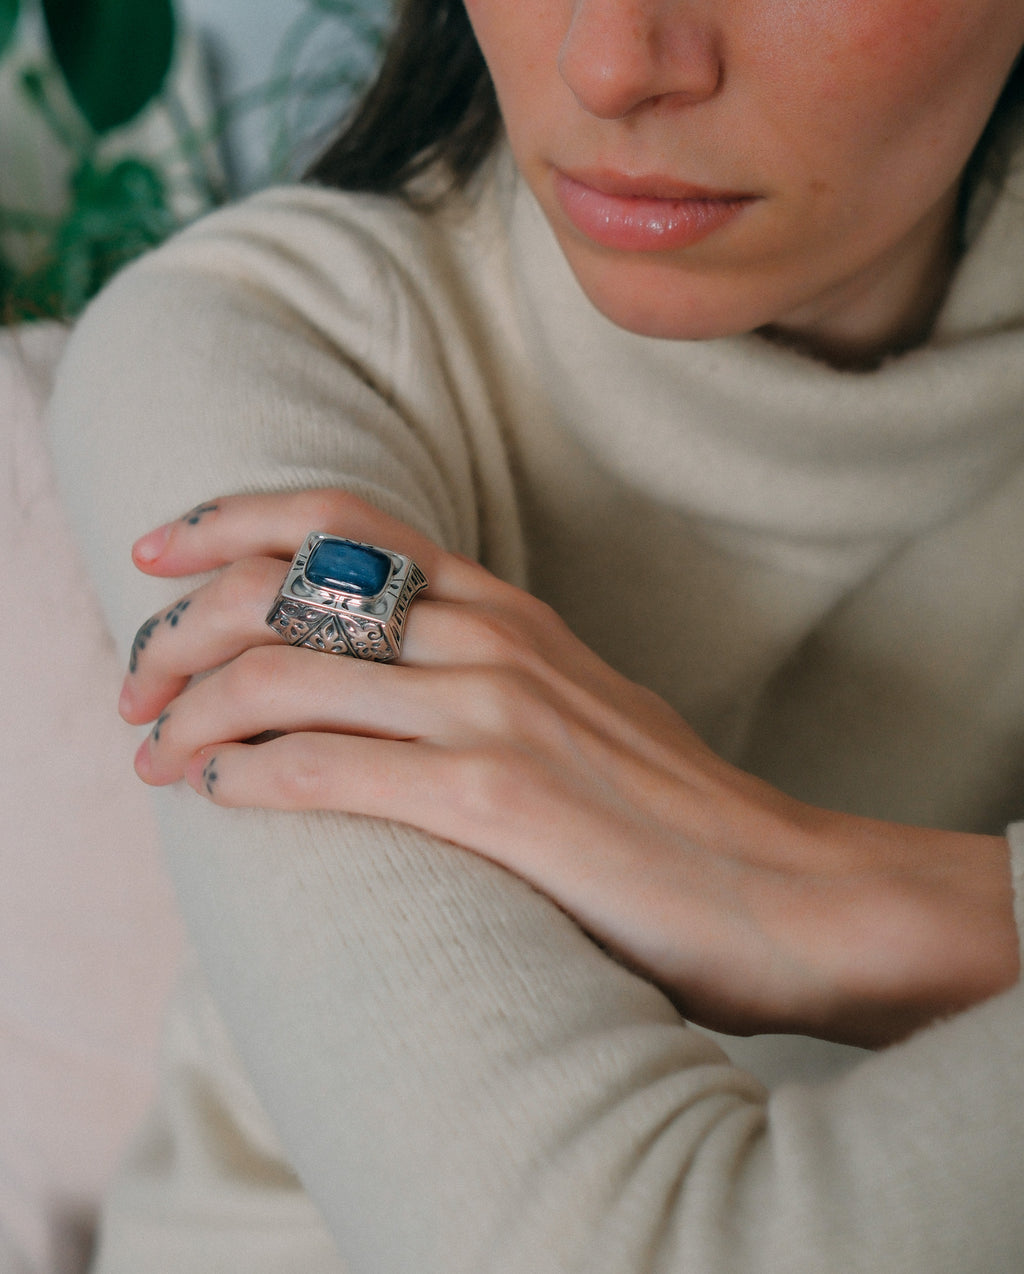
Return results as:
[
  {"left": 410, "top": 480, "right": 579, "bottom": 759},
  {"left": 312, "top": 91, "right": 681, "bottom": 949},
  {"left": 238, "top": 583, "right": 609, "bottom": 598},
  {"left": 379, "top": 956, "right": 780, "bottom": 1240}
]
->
[{"left": 758, "top": 188, "right": 962, "bottom": 371}]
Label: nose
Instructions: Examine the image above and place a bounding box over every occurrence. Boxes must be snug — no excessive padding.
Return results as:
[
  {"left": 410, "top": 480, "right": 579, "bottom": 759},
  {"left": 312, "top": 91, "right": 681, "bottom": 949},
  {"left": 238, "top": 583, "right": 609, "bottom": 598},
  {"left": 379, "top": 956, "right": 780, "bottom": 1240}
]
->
[{"left": 558, "top": 0, "right": 722, "bottom": 119}]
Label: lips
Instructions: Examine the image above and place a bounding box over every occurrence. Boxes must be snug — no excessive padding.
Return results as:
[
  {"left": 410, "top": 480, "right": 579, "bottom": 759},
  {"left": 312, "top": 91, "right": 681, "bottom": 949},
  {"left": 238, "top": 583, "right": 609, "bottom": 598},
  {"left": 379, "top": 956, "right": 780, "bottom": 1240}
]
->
[{"left": 553, "top": 169, "right": 758, "bottom": 253}]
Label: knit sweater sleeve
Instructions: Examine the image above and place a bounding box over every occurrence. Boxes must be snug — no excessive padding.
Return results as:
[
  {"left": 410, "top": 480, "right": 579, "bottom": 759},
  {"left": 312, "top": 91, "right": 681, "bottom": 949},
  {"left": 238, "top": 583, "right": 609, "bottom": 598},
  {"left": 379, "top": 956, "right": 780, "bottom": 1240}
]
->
[
  {"left": 1008, "top": 824, "right": 1024, "bottom": 958},
  {"left": 48, "top": 190, "right": 1024, "bottom": 1274}
]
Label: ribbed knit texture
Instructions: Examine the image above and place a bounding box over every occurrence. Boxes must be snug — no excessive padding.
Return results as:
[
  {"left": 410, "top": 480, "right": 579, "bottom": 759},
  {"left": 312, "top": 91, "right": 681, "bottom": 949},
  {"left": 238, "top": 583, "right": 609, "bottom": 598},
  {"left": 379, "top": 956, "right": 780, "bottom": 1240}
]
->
[{"left": 47, "top": 128, "right": 1024, "bottom": 1271}]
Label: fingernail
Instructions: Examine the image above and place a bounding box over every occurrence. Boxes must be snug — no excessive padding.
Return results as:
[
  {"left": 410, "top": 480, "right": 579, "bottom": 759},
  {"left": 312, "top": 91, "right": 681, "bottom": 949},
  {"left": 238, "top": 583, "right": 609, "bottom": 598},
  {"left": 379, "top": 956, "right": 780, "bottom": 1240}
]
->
[
  {"left": 187, "top": 751, "right": 220, "bottom": 798},
  {"left": 185, "top": 753, "right": 206, "bottom": 791},
  {"left": 118, "top": 679, "right": 135, "bottom": 718},
  {"left": 133, "top": 523, "right": 173, "bottom": 565}
]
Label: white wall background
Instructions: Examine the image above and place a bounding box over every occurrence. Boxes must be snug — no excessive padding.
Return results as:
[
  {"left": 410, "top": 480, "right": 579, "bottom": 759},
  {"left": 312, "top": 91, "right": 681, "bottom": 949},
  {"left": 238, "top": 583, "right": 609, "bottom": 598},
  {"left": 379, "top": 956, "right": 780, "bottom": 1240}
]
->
[
  {"left": 181, "top": 0, "right": 308, "bottom": 97},
  {"left": 180, "top": 0, "right": 384, "bottom": 188}
]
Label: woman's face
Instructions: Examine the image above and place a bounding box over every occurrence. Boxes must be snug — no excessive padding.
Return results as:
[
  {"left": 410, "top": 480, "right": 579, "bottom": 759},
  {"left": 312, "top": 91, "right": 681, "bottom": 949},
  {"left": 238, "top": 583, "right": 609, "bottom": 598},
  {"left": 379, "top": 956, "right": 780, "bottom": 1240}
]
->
[{"left": 464, "top": 0, "right": 1024, "bottom": 357}]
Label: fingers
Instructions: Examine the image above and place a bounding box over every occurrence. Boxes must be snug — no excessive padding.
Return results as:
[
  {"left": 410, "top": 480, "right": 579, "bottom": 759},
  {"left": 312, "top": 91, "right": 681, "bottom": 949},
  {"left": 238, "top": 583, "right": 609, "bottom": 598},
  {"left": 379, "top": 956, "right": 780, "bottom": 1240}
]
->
[
  {"left": 120, "top": 536, "right": 515, "bottom": 725},
  {"left": 121, "top": 492, "right": 704, "bottom": 818},
  {"left": 131, "top": 488, "right": 497, "bottom": 604},
  {"left": 182, "top": 728, "right": 453, "bottom": 825},
  {"left": 134, "top": 644, "right": 442, "bottom": 785},
  {"left": 130, "top": 633, "right": 607, "bottom": 794},
  {"left": 132, "top": 489, "right": 424, "bottom": 572},
  {"left": 179, "top": 731, "right": 589, "bottom": 878},
  {"left": 121, "top": 515, "right": 691, "bottom": 792},
  {"left": 121, "top": 556, "right": 291, "bottom": 723},
  {"left": 121, "top": 487, "right": 583, "bottom": 716}
]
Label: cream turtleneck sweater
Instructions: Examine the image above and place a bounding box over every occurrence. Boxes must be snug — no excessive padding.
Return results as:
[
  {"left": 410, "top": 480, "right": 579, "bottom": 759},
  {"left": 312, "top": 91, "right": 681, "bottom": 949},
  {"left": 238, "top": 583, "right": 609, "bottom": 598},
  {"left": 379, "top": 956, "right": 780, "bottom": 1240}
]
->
[{"left": 49, "top": 129, "right": 1024, "bottom": 1271}]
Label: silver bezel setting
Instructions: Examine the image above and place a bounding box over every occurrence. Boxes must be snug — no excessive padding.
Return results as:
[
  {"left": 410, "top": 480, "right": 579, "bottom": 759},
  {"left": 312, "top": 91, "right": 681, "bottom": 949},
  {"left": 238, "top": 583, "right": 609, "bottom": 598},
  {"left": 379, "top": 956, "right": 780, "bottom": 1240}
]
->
[{"left": 266, "top": 532, "right": 428, "bottom": 661}]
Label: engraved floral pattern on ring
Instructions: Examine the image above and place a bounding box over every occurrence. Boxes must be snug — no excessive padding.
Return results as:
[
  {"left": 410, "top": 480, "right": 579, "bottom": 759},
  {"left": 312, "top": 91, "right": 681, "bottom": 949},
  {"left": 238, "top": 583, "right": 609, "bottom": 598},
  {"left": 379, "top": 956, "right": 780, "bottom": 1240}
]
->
[{"left": 265, "top": 532, "right": 427, "bottom": 663}]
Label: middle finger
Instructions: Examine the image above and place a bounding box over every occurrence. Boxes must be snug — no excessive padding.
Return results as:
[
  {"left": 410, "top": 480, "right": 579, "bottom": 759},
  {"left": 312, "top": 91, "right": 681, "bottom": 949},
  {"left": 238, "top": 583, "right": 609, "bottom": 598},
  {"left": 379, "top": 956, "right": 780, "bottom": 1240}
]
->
[
  {"left": 120, "top": 556, "right": 291, "bottom": 724},
  {"left": 120, "top": 554, "right": 475, "bottom": 726}
]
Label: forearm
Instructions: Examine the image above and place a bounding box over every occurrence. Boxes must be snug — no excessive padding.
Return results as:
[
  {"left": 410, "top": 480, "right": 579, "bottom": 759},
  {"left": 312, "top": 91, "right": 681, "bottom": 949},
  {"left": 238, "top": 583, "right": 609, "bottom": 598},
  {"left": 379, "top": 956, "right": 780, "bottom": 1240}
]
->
[
  {"left": 49, "top": 204, "right": 1024, "bottom": 1272},
  {"left": 713, "top": 789, "right": 1021, "bottom": 1045},
  {"left": 1007, "top": 821, "right": 1024, "bottom": 952},
  {"left": 61, "top": 481, "right": 1024, "bottom": 1274},
  {"left": 146, "top": 786, "right": 1024, "bottom": 1274},
  {"left": 807, "top": 814, "right": 1020, "bottom": 1042}
]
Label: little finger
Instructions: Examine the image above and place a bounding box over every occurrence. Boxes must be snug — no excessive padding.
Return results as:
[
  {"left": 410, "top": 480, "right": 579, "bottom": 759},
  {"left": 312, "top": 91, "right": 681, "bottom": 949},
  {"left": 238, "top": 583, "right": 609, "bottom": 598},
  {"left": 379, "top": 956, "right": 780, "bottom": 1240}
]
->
[{"left": 184, "top": 734, "right": 457, "bottom": 832}]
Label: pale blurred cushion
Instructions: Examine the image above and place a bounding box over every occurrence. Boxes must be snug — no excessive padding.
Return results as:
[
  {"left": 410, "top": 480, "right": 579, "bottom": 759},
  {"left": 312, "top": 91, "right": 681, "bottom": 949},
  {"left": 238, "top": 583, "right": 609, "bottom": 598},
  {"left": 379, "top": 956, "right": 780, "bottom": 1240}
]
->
[{"left": 0, "top": 324, "right": 183, "bottom": 1274}]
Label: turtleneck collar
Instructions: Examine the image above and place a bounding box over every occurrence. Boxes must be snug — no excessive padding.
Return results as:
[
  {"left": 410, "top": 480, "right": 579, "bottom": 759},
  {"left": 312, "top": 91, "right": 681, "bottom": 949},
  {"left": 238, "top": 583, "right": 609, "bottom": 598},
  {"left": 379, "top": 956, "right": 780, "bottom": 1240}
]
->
[{"left": 499, "top": 123, "right": 1024, "bottom": 581}]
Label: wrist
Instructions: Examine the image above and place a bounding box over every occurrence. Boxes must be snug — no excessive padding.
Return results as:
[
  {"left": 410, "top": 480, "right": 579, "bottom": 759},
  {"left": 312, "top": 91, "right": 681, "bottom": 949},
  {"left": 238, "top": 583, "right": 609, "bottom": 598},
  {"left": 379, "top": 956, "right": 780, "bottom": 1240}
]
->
[{"left": 797, "top": 809, "right": 1019, "bottom": 1045}]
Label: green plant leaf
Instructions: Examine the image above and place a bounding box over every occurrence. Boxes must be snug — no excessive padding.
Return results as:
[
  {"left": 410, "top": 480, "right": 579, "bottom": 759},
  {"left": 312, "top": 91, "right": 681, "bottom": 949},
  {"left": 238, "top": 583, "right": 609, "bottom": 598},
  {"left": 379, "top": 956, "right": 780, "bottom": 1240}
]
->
[
  {"left": 41, "top": 0, "right": 176, "bottom": 134},
  {"left": 0, "top": 0, "right": 19, "bottom": 62},
  {"left": 0, "top": 243, "right": 14, "bottom": 308},
  {"left": 55, "top": 156, "right": 175, "bottom": 309},
  {"left": 4, "top": 155, "right": 176, "bottom": 322}
]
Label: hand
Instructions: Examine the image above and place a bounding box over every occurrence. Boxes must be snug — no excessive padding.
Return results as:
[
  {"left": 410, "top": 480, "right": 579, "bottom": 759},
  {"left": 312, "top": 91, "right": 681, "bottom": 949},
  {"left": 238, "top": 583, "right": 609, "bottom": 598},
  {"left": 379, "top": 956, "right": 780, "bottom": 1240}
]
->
[{"left": 120, "top": 489, "right": 1020, "bottom": 1047}]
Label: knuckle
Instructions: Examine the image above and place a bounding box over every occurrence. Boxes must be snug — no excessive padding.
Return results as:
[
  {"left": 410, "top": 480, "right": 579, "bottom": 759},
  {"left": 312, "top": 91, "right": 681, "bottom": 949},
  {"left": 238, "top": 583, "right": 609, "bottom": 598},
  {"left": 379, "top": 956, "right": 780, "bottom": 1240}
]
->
[
  {"left": 491, "top": 580, "right": 563, "bottom": 634},
  {"left": 447, "top": 593, "right": 571, "bottom": 676},
  {"left": 513, "top": 586, "right": 561, "bottom": 630},
  {"left": 215, "top": 556, "right": 276, "bottom": 611},
  {"left": 455, "top": 664, "right": 541, "bottom": 736},
  {"left": 455, "top": 607, "right": 521, "bottom": 663},
  {"left": 223, "top": 643, "right": 288, "bottom": 697},
  {"left": 449, "top": 745, "right": 528, "bottom": 829},
  {"left": 274, "top": 738, "right": 329, "bottom": 808},
  {"left": 298, "top": 487, "right": 366, "bottom": 533}
]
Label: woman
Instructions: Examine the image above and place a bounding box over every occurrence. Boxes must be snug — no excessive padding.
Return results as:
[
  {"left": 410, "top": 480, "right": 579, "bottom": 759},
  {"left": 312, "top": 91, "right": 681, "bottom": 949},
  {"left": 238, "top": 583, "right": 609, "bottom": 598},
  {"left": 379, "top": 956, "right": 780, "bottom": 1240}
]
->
[{"left": 50, "top": 0, "right": 1024, "bottom": 1269}]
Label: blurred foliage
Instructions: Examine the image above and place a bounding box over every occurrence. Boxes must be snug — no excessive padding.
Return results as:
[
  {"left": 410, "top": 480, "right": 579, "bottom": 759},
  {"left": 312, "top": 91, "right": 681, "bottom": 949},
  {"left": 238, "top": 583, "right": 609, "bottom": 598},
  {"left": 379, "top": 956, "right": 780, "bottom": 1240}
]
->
[
  {"left": 9, "top": 155, "right": 177, "bottom": 318},
  {"left": 0, "top": 0, "right": 19, "bottom": 55},
  {"left": 40, "top": 0, "right": 176, "bottom": 132},
  {"left": 0, "top": 0, "right": 386, "bottom": 323}
]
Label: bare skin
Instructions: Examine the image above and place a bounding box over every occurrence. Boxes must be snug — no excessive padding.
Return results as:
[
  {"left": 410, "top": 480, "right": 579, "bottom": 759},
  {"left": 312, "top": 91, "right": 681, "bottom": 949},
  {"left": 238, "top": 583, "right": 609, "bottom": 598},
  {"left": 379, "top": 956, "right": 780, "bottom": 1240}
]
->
[{"left": 121, "top": 490, "right": 1019, "bottom": 1050}]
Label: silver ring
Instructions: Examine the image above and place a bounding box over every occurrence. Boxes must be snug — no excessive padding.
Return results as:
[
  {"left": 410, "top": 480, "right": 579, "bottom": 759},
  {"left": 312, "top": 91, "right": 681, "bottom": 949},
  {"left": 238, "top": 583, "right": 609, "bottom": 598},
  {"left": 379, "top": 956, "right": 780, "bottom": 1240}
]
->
[{"left": 266, "top": 532, "right": 427, "bottom": 662}]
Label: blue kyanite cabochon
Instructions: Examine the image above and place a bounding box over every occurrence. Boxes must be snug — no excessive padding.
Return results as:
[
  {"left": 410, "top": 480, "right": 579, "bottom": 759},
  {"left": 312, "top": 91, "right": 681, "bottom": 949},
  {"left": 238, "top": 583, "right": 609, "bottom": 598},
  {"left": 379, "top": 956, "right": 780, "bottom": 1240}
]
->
[{"left": 305, "top": 538, "right": 393, "bottom": 596}]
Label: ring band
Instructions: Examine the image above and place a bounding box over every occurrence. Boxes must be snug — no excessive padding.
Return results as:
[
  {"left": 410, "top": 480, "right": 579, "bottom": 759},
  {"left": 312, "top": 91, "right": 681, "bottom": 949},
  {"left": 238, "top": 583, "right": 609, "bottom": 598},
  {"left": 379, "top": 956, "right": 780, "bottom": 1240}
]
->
[{"left": 266, "top": 532, "right": 427, "bottom": 662}]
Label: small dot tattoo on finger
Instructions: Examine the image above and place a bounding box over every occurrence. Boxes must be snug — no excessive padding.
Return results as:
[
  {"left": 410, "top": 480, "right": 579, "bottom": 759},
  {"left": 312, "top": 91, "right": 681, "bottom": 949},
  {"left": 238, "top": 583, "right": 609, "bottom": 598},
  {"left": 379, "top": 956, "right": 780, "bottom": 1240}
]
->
[
  {"left": 202, "top": 757, "right": 219, "bottom": 796},
  {"left": 129, "top": 616, "right": 160, "bottom": 674},
  {"left": 183, "top": 503, "right": 219, "bottom": 527},
  {"left": 165, "top": 600, "right": 191, "bottom": 627},
  {"left": 152, "top": 712, "right": 170, "bottom": 744}
]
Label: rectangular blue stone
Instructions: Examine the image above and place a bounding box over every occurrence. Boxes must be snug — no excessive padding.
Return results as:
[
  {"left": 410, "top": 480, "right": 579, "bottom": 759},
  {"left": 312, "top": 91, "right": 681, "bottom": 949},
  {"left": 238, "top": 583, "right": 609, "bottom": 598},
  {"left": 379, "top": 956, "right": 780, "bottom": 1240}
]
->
[{"left": 305, "top": 538, "right": 392, "bottom": 597}]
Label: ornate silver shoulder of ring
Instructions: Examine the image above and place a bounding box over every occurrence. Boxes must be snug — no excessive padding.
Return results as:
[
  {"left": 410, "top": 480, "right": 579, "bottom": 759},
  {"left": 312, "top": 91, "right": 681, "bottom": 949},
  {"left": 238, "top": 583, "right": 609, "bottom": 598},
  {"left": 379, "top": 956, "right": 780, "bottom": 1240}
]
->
[{"left": 266, "top": 531, "right": 427, "bottom": 662}]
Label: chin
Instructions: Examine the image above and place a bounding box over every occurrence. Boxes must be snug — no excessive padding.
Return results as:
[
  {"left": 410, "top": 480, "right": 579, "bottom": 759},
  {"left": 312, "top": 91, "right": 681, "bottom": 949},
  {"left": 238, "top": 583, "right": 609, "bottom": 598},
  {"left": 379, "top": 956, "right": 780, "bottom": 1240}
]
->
[
  {"left": 572, "top": 265, "right": 764, "bottom": 343},
  {"left": 555, "top": 235, "right": 777, "bottom": 342}
]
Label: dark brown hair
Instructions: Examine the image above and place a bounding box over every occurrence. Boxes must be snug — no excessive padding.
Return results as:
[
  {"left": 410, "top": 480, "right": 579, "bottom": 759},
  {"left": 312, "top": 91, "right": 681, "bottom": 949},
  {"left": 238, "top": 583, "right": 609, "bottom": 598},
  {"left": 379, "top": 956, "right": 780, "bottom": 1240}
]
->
[
  {"left": 306, "top": 0, "right": 499, "bottom": 197},
  {"left": 309, "top": 5, "right": 1024, "bottom": 208},
  {"left": 962, "top": 50, "right": 1024, "bottom": 211}
]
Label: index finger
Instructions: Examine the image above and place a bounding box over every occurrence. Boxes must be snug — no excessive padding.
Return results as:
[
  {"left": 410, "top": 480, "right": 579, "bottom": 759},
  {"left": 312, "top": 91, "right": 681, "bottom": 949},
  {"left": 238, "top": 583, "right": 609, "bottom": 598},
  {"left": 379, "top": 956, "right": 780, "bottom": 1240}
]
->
[{"left": 130, "top": 488, "right": 496, "bottom": 601}]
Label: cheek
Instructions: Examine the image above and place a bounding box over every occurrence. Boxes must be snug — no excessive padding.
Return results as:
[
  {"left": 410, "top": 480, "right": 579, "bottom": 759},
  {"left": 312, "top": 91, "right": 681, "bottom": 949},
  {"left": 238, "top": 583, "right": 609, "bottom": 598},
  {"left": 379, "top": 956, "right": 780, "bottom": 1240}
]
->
[
  {"left": 821, "top": 0, "right": 954, "bottom": 81},
  {"left": 790, "top": 0, "right": 1018, "bottom": 122},
  {"left": 755, "top": 0, "right": 1019, "bottom": 211},
  {"left": 462, "top": 1, "right": 560, "bottom": 123}
]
